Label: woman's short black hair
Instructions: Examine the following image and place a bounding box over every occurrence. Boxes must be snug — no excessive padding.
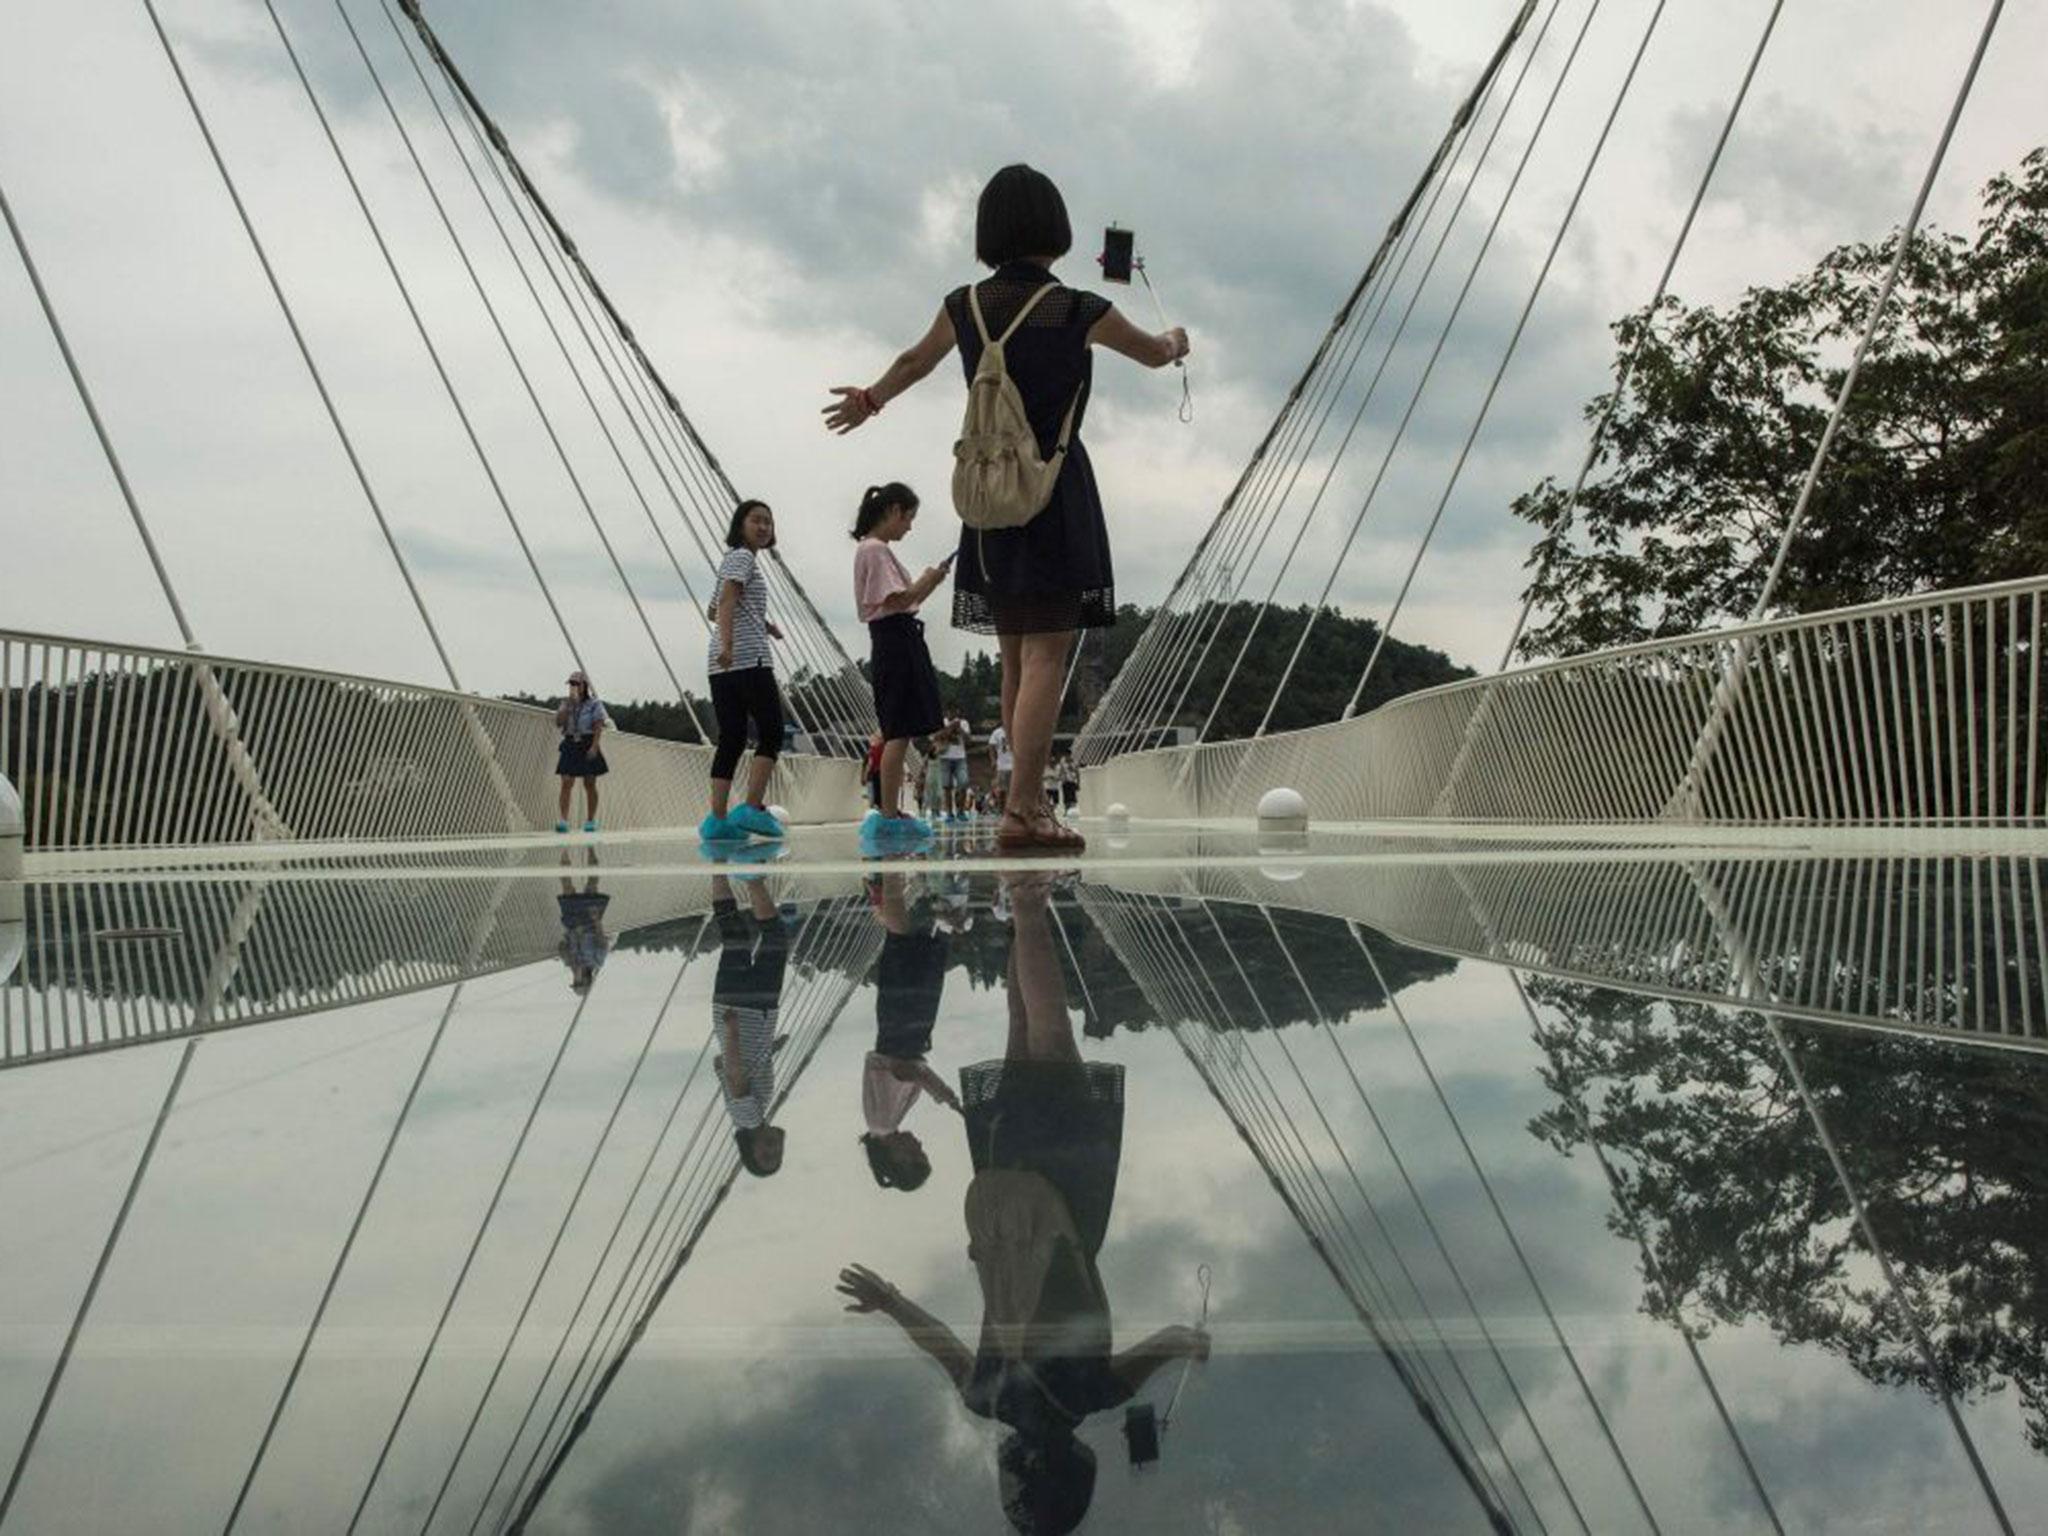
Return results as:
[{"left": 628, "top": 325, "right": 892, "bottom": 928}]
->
[
  {"left": 860, "top": 1131, "right": 932, "bottom": 1191},
  {"left": 975, "top": 164, "right": 1072, "bottom": 267},
  {"left": 727, "top": 498, "right": 775, "bottom": 550},
  {"left": 852, "top": 482, "right": 920, "bottom": 541},
  {"left": 998, "top": 1431, "right": 1096, "bottom": 1536}
]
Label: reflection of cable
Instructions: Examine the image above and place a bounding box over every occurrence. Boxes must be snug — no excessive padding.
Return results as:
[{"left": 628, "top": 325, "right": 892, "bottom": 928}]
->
[
  {"left": 1135, "top": 266, "right": 1193, "bottom": 423},
  {"left": 1159, "top": 1263, "right": 1212, "bottom": 1433}
]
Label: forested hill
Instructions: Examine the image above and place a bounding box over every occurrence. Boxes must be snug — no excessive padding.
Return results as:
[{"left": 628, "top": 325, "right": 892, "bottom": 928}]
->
[{"left": 506, "top": 601, "right": 1472, "bottom": 743}]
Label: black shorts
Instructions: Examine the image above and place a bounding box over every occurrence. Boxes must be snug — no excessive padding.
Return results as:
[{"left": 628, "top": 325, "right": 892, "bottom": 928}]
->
[{"left": 869, "top": 614, "right": 946, "bottom": 743}]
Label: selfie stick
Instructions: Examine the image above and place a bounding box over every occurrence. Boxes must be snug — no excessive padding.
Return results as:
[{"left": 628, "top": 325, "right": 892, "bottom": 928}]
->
[
  {"left": 1124, "top": 1263, "right": 1211, "bottom": 1466},
  {"left": 1134, "top": 261, "right": 1193, "bottom": 424}
]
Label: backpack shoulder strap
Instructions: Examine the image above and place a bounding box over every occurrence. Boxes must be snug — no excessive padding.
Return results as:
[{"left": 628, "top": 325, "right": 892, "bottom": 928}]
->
[
  {"left": 966, "top": 282, "right": 995, "bottom": 347},
  {"left": 992, "top": 283, "right": 1060, "bottom": 347}
]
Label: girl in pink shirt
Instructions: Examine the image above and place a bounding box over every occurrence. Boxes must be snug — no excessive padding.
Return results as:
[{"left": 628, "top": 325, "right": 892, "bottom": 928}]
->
[{"left": 853, "top": 483, "right": 953, "bottom": 839}]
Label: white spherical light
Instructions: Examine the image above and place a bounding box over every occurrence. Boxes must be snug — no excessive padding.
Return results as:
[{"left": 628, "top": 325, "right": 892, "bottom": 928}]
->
[
  {"left": 767, "top": 804, "right": 789, "bottom": 825},
  {"left": 0, "top": 771, "right": 21, "bottom": 885},
  {"left": 0, "top": 771, "right": 22, "bottom": 931},
  {"left": 1256, "top": 786, "right": 1307, "bottom": 832},
  {"left": 1105, "top": 803, "right": 1131, "bottom": 826}
]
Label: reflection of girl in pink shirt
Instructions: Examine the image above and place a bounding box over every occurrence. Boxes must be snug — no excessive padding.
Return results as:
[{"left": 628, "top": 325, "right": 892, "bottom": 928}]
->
[{"left": 852, "top": 483, "right": 953, "bottom": 836}]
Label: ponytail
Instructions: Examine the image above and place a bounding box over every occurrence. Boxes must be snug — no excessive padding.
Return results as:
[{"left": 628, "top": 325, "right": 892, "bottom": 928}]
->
[{"left": 850, "top": 481, "right": 920, "bottom": 540}]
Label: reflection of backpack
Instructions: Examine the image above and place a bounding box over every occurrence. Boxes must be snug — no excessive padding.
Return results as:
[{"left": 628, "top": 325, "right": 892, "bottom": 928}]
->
[
  {"left": 952, "top": 284, "right": 1081, "bottom": 530},
  {"left": 966, "top": 1169, "right": 1087, "bottom": 1341}
]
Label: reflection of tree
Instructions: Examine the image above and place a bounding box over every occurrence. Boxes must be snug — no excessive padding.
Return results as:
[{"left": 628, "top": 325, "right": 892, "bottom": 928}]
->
[
  {"left": 1036, "top": 899, "right": 1458, "bottom": 1036},
  {"left": 1526, "top": 978, "right": 2048, "bottom": 1449}
]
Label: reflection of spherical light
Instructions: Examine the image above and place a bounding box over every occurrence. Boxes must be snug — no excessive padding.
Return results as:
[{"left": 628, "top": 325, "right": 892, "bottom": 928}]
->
[
  {"left": 1106, "top": 803, "right": 1130, "bottom": 828},
  {"left": 1105, "top": 835, "right": 1132, "bottom": 852},
  {"left": 1259, "top": 865, "right": 1307, "bottom": 883},
  {"left": 1258, "top": 825, "right": 1310, "bottom": 872},
  {"left": 1, "top": 770, "right": 21, "bottom": 885},
  {"left": 1257, "top": 787, "right": 1307, "bottom": 832}
]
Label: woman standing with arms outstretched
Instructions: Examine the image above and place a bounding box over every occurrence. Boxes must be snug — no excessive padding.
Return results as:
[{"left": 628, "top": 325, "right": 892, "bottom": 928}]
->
[{"left": 825, "top": 164, "right": 1188, "bottom": 852}]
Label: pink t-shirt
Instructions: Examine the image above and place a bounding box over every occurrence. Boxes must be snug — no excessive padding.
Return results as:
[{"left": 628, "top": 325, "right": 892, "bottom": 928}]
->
[
  {"left": 863, "top": 1052, "right": 926, "bottom": 1134},
  {"left": 853, "top": 538, "right": 914, "bottom": 623}
]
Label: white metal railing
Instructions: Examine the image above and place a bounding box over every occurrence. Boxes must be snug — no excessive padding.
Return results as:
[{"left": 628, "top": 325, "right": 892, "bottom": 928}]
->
[
  {"left": 1083, "top": 575, "right": 2048, "bottom": 826},
  {"left": 0, "top": 629, "right": 860, "bottom": 850}
]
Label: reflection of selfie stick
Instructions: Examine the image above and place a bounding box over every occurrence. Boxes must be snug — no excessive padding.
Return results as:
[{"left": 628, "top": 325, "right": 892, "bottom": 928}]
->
[{"left": 1124, "top": 1263, "right": 1212, "bottom": 1466}]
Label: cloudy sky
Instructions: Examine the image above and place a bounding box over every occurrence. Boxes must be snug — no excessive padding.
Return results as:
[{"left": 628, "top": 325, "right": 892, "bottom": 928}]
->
[{"left": 3, "top": 0, "right": 2044, "bottom": 705}]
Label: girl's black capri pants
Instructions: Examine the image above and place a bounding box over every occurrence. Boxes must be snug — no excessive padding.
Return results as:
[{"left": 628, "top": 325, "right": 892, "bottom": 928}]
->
[{"left": 710, "top": 665, "right": 785, "bottom": 779}]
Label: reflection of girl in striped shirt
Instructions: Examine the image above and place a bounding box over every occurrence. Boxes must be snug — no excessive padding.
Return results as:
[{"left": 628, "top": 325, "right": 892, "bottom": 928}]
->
[
  {"left": 704, "top": 500, "right": 789, "bottom": 845},
  {"left": 711, "top": 874, "right": 791, "bottom": 1177}
]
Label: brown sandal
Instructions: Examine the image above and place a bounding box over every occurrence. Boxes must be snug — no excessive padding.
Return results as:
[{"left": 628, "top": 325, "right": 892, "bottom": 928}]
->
[{"left": 996, "top": 809, "right": 1086, "bottom": 853}]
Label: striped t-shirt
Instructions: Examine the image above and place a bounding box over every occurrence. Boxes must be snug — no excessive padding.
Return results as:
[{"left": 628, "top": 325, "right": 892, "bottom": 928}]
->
[{"left": 710, "top": 548, "right": 773, "bottom": 675}]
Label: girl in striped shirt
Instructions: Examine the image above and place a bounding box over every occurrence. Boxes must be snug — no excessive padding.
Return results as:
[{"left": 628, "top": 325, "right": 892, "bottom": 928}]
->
[{"left": 703, "top": 499, "right": 788, "bottom": 842}]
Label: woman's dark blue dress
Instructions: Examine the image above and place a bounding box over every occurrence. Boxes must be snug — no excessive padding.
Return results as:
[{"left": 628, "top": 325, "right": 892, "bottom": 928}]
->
[{"left": 944, "top": 262, "right": 1116, "bottom": 636}]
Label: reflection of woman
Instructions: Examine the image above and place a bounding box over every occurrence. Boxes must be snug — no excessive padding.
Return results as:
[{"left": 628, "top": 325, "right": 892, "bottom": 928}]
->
[
  {"left": 556, "top": 849, "right": 611, "bottom": 993},
  {"left": 711, "top": 873, "right": 792, "bottom": 1177},
  {"left": 862, "top": 874, "right": 962, "bottom": 1192},
  {"left": 838, "top": 875, "right": 1207, "bottom": 1535}
]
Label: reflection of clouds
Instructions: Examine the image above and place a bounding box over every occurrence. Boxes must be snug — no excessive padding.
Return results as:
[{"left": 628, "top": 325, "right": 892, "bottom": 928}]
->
[{"left": 10, "top": 881, "right": 2048, "bottom": 1532}]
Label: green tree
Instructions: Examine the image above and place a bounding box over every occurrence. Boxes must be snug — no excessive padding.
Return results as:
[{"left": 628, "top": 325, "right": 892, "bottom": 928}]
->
[{"left": 1514, "top": 147, "right": 2048, "bottom": 659}]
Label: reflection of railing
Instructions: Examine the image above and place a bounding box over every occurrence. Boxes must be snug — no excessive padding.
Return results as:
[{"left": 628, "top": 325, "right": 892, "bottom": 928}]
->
[
  {"left": 1094, "top": 852, "right": 2048, "bottom": 1052},
  {"left": 1084, "top": 576, "right": 2048, "bottom": 825},
  {"left": 1, "top": 629, "right": 858, "bottom": 850},
  {"left": 0, "top": 866, "right": 872, "bottom": 1069}
]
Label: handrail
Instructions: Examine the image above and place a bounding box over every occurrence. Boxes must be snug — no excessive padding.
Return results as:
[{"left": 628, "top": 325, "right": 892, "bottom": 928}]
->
[
  {"left": 1084, "top": 575, "right": 2048, "bottom": 825},
  {"left": 0, "top": 628, "right": 859, "bottom": 850}
]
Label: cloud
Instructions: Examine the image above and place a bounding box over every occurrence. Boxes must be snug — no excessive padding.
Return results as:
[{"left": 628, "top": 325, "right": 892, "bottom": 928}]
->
[{"left": 6, "top": 0, "right": 2045, "bottom": 699}]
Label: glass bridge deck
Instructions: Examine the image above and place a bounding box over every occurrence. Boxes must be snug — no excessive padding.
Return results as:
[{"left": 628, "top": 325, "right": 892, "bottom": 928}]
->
[{"left": 2, "top": 824, "right": 2043, "bottom": 1535}]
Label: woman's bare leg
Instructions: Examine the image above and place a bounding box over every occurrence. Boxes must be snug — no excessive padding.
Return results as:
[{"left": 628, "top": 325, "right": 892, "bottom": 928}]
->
[
  {"left": 557, "top": 778, "right": 573, "bottom": 820},
  {"left": 1004, "top": 631, "right": 1072, "bottom": 822},
  {"left": 582, "top": 778, "right": 600, "bottom": 820},
  {"left": 1007, "top": 878, "right": 1078, "bottom": 1063}
]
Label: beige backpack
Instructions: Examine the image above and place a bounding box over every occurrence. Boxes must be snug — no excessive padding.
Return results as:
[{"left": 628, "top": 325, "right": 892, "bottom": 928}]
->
[{"left": 951, "top": 282, "right": 1082, "bottom": 530}]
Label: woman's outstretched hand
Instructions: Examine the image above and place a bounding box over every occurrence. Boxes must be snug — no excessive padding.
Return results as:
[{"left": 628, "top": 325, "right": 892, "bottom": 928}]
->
[
  {"left": 822, "top": 386, "right": 879, "bottom": 435},
  {"left": 836, "top": 1263, "right": 899, "bottom": 1314}
]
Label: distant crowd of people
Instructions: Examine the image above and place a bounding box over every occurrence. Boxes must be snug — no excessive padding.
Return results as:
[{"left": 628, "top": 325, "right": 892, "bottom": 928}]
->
[{"left": 862, "top": 718, "right": 1080, "bottom": 827}]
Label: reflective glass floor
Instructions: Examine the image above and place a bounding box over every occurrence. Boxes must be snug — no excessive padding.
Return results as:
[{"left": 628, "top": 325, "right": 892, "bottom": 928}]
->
[{"left": 3, "top": 826, "right": 2046, "bottom": 1534}]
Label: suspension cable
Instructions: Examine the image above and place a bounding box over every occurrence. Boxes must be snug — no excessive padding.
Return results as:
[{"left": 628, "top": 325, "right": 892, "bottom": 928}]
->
[
  {"left": 258, "top": 0, "right": 592, "bottom": 688},
  {"left": 138, "top": 0, "right": 464, "bottom": 689},
  {"left": 1189, "top": 0, "right": 1559, "bottom": 744},
  {"left": 0, "top": 175, "right": 197, "bottom": 650},
  {"left": 419, "top": 957, "right": 692, "bottom": 1533},
  {"left": 391, "top": 0, "right": 876, "bottom": 748},
  {"left": 1250, "top": 0, "right": 1609, "bottom": 739},
  {"left": 1495, "top": 0, "right": 1785, "bottom": 668},
  {"left": 223, "top": 983, "right": 463, "bottom": 1532},
  {"left": 1075, "top": 0, "right": 1539, "bottom": 763},
  {"left": 1338, "top": 0, "right": 1675, "bottom": 723}
]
